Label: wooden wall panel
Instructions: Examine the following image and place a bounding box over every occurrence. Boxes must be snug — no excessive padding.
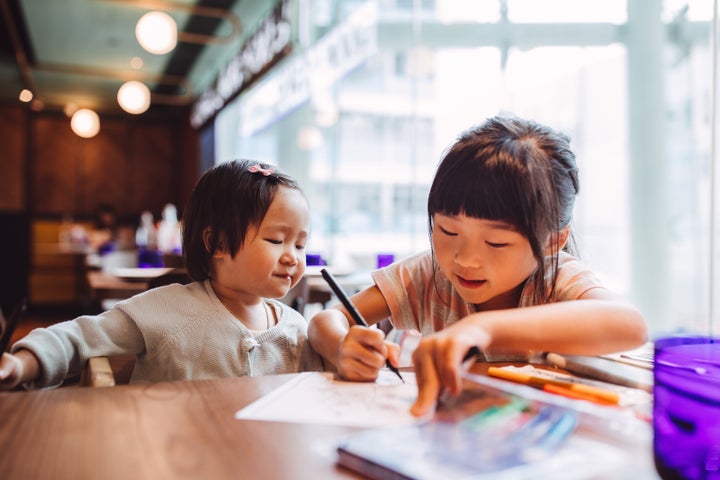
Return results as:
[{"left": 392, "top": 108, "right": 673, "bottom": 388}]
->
[
  {"left": 29, "top": 114, "right": 183, "bottom": 220},
  {"left": 80, "top": 120, "right": 130, "bottom": 215},
  {"left": 0, "top": 106, "right": 26, "bottom": 211},
  {"left": 32, "top": 115, "right": 81, "bottom": 215},
  {"left": 176, "top": 118, "right": 201, "bottom": 213},
  {"left": 127, "top": 123, "right": 176, "bottom": 217},
  {"left": 0, "top": 105, "right": 198, "bottom": 222},
  {"left": 0, "top": 106, "right": 197, "bottom": 308}
]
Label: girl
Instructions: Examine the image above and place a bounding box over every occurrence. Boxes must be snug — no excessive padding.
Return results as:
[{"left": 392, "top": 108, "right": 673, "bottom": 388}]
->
[
  {"left": 308, "top": 116, "right": 647, "bottom": 416},
  {"left": 0, "top": 160, "right": 323, "bottom": 390}
]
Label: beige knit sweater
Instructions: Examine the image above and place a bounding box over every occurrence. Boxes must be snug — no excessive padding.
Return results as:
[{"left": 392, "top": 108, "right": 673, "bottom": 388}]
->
[{"left": 14, "top": 280, "right": 324, "bottom": 388}]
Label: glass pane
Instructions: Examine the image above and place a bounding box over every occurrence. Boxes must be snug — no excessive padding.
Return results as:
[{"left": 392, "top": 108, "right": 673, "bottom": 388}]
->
[
  {"left": 508, "top": 0, "right": 627, "bottom": 23},
  {"left": 214, "top": 0, "right": 716, "bottom": 335}
]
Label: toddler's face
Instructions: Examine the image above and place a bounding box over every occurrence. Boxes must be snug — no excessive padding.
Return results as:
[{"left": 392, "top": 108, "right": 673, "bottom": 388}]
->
[
  {"left": 431, "top": 213, "right": 537, "bottom": 309},
  {"left": 213, "top": 186, "right": 309, "bottom": 300}
]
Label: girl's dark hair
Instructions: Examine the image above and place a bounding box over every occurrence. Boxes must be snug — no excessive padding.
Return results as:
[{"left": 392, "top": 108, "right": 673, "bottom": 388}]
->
[
  {"left": 182, "top": 159, "right": 302, "bottom": 281},
  {"left": 427, "top": 116, "right": 580, "bottom": 302}
]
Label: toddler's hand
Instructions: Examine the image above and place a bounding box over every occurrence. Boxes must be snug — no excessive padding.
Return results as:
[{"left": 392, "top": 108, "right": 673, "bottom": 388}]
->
[
  {"left": 336, "top": 325, "right": 397, "bottom": 382},
  {"left": 0, "top": 352, "right": 25, "bottom": 391}
]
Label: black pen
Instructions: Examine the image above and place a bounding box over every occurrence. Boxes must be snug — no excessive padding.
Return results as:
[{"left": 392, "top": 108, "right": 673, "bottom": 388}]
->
[
  {"left": 320, "top": 268, "right": 405, "bottom": 383},
  {"left": 463, "top": 346, "right": 482, "bottom": 363}
]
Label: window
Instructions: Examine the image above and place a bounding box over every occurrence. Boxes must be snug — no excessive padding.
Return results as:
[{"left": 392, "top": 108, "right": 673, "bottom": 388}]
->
[{"left": 215, "top": 0, "right": 718, "bottom": 335}]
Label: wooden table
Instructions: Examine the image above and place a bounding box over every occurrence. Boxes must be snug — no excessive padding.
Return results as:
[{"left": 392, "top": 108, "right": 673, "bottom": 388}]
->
[
  {"left": 86, "top": 268, "right": 176, "bottom": 304},
  {"left": 279, "top": 267, "right": 374, "bottom": 316},
  {"left": 303, "top": 266, "right": 373, "bottom": 295},
  {"left": 0, "top": 366, "right": 659, "bottom": 480},
  {"left": 0, "top": 374, "right": 363, "bottom": 479},
  {"left": 86, "top": 270, "right": 149, "bottom": 301}
]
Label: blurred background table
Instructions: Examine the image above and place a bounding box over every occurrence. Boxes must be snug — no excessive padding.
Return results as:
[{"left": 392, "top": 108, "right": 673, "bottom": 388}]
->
[
  {"left": 283, "top": 266, "right": 374, "bottom": 317},
  {"left": 86, "top": 267, "right": 188, "bottom": 310}
]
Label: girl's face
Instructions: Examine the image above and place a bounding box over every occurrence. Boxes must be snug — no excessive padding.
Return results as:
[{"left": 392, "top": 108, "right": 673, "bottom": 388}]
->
[
  {"left": 212, "top": 186, "right": 309, "bottom": 301},
  {"left": 431, "top": 213, "right": 538, "bottom": 309}
]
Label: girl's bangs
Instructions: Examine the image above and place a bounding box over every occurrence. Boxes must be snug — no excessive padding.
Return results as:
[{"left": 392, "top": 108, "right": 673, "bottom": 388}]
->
[{"left": 432, "top": 159, "right": 532, "bottom": 234}]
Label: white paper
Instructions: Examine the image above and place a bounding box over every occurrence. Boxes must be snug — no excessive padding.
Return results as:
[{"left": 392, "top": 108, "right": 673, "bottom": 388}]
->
[{"left": 234, "top": 370, "right": 419, "bottom": 427}]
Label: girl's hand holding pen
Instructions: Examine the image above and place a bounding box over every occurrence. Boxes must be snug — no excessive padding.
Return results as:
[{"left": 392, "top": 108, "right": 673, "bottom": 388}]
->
[
  {"left": 319, "top": 268, "right": 404, "bottom": 383},
  {"left": 336, "top": 325, "right": 401, "bottom": 382}
]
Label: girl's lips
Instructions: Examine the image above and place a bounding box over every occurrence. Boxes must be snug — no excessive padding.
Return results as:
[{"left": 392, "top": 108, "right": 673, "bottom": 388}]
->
[{"left": 456, "top": 275, "right": 486, "bottom": 289}]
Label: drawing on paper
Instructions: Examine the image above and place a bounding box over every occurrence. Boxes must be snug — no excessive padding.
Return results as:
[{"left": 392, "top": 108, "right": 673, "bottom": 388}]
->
[{"left": 234, "top": 370, "right": 419, "bottom": 427}]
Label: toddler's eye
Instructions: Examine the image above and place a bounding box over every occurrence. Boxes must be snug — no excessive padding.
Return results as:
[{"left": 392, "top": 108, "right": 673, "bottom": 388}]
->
[{"left": 265, "top": 239, "right": 282, "bottom": 245}]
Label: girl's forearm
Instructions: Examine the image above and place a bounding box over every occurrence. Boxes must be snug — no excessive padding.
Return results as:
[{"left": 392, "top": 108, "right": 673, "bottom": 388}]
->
[
  {"left": 308, "top": 309, "right": 351, "bottom": 365},
  {"left": 475, "top": 299, "right": 647, "bottom": 356}
]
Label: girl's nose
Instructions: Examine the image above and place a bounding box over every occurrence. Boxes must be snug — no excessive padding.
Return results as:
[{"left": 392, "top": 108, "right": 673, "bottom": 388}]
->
[{"left": 454, "top": 242, "right": 482, "bottom": 268}]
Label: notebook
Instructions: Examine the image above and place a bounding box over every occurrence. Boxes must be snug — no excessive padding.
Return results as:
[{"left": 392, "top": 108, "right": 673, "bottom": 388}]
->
[{"left": 333, "top": 378, "right": 628, "bottom": 480}]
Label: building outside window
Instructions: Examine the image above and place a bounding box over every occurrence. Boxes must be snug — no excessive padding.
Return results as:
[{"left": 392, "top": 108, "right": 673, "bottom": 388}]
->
[{"left": 214, "top": 0, "right": 719, "bottom": 336}]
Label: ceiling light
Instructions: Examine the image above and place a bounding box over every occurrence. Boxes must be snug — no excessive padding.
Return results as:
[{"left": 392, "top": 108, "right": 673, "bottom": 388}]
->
[
  {"left": 70, "top": 109, "right": 101, "bottom": 138},
  {"left": 135, "top": 11, "right": 177, "bottom": 55},
  {"left": 18, "top": 89, "right": 33, "bottom": 102},
  {"left": 117, "top": 81, "right": 151, "bottom": 114}
]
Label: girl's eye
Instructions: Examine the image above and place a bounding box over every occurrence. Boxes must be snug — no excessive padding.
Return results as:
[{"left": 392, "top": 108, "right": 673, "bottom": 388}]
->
[
  {"left": 438, "top": 225, "right": 457, "bottom": 236},
  {"left": 295, "top": 244, "right": 306, "bottom": 250},
  {"left": 266, "top": 239, "right": 282, "bottom": 245},
  {"left": 486, "top": 241, "right": 509, "bottom": 248}
]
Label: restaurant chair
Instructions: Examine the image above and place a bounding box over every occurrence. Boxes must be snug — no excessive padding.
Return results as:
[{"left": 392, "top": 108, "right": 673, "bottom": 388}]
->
[
  {"left": 80, "top": 357, "right": 115, "bottom": 387},
  {"left": 81, "top": 355, "right": 136, "bottom": 387},
  {"left": 80, "top": 269, "right": 190, "bottom": 387}
]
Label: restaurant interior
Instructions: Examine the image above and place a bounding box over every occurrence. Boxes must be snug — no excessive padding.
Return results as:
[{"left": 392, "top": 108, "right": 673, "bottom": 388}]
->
[
  {"left": 0, "top": 0, "right": 261, "bottom": 326},
  {"left": 3, "top": 2, "right": 720, "bottom": 479}
]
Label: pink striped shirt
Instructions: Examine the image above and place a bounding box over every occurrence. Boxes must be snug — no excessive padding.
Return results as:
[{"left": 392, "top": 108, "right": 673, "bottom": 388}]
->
[{"left": 372, "top": 250, "right": 603, "bottom": 338}]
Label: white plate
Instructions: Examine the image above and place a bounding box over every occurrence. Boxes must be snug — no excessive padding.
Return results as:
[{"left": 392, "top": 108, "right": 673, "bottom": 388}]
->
[{"left": 111, "top": 267, "right": 173, "bottom": 280}]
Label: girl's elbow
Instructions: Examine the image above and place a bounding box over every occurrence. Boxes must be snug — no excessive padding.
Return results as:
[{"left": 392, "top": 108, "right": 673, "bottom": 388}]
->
[
  {"left": 307, "top": 313, "right": 324, "bottom": 341},
  {"left": 630, "top": 324, "right": 649, "bottom": 346},
  {"left": 626, "top": 307, "right": 649, "bottom": 345}
]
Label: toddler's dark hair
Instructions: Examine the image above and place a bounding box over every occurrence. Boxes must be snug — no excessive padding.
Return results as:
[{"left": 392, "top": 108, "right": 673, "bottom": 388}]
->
[{"left": 182, "top": 159, "right": 302, "bottom": 281}]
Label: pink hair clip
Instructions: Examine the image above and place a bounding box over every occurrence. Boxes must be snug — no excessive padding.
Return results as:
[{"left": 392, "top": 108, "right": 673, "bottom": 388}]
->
[{"left": 248, "top": 164, "right": 275, "bottom": 176}]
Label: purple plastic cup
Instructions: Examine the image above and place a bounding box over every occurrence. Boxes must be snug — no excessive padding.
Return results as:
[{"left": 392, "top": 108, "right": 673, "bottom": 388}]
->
[
  {"left": 376, "top": 253, "right": 394, "bottom": 269},
  {"left": 306, "top": 254, "right": 326, "bottom": 266},
  {"left": 137, "top": 248, "right": 164, "bottom": 268},
  {"left": 653, "top": 336, "right": 720, "bottom": 479}
]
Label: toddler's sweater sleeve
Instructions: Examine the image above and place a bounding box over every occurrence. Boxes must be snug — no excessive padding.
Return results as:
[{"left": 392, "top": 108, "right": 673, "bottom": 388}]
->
[{"left": 12, "top": 309, "right": 145, "bottom": 389}]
